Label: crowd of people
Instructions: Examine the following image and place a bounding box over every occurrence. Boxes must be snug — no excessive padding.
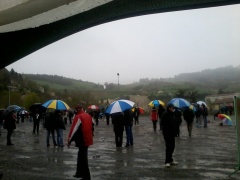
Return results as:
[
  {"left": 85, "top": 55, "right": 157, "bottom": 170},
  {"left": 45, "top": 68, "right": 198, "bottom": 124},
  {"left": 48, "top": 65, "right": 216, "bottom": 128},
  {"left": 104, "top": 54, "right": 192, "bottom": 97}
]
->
[{"left": 0, "top": 101, "right": 221, "bottom": 179}]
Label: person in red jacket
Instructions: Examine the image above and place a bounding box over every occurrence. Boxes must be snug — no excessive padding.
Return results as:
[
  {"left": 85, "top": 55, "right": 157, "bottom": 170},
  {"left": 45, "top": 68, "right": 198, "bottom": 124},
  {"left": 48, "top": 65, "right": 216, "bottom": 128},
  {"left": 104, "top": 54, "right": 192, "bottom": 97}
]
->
[
  {"left": 67, "top": 105, "right": 94, "bottom": 180},
  {"left": 150, "top": 107, "right": 158, "bottom": 131}
]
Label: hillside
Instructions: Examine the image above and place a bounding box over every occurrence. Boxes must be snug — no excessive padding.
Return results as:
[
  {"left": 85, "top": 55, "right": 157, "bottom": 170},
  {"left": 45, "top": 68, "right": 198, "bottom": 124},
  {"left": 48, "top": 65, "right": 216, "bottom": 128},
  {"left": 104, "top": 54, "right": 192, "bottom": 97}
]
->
[{"left": 1, "top": 65, "right": 240, "bottom": 109}]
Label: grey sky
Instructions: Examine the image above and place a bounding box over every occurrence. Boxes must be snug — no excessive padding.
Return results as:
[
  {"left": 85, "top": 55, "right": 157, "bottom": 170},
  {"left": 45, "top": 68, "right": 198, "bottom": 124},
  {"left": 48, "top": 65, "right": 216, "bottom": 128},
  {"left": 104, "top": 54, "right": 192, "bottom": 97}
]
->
[{"left": 6, "top": 4, "right": 240, "bottom": 85}]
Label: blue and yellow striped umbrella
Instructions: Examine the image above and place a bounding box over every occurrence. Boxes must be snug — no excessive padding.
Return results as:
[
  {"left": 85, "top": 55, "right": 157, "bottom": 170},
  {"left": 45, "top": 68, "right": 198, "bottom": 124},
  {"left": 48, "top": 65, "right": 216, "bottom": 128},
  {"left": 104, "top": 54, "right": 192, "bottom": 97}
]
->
[
  {"left": 42, "top": 100, "right": 70, "bottom": 110},
  {"left": 148, "top": 100, "right": 165, "bottom": 107}
]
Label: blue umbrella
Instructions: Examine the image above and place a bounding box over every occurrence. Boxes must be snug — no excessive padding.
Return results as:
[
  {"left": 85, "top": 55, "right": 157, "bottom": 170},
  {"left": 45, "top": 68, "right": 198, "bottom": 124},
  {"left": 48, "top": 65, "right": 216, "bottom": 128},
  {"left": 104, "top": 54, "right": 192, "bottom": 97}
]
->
[
  {"left": 168, "top": 98, "right": 190, "bottom": 108},
  {"left": 105, "top": 100, "right": 135, "bottom": 114},
  {"left": 3, "top": 105, "right": 21, "bottom": 117}
]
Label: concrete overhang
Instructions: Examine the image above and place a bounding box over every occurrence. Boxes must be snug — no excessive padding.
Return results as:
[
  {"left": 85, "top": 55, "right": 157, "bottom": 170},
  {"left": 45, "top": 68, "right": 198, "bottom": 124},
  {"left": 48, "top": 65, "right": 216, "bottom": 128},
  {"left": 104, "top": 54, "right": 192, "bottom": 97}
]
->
[{"left": 0, "top": 0, "right": 240, "bottom": 69}]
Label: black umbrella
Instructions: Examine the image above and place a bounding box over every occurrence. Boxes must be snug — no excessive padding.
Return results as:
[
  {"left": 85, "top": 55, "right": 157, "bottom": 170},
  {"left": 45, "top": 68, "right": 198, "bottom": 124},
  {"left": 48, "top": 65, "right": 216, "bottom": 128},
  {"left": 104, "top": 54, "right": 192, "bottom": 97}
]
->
[{"left": 29, "top": 103, "right": 46, "bottom": 113}]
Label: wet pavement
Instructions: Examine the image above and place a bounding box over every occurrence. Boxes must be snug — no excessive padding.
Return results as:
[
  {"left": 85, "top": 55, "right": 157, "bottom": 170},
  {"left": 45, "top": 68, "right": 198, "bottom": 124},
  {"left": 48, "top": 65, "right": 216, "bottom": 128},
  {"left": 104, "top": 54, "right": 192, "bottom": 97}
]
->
[{"left": 0, "top": 116, "right": 240, "bottom": 180}]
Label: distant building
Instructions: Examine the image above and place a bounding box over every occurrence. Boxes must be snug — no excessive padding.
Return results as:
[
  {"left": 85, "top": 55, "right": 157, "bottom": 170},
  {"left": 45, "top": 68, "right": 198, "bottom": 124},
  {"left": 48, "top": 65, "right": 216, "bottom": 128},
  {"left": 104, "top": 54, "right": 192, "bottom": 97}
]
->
[{"left": 205, "top": 93, "right": 240, "bottom": 111}]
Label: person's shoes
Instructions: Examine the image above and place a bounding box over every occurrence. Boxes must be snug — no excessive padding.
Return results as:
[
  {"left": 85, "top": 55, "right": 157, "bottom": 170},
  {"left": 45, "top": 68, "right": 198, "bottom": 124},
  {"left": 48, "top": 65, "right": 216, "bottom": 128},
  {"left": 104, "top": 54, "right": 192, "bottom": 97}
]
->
[
  {"left": 58, "top": 144, "right": 64, "bottom": 147},
  {"left": 170, "top": 161, "right": 178, "bottom": 165},
  {"left": 73, "top": 174, "right": 82, "bottom": 178},
  {"left": 7, "top": 143, "right": 14, "bottom": 146},
  {"left": 47, "top": 144, "right": 50, "bottom": 147},
  {"left": 125, "top": 144, "right": 130, "bottom": 147},
  {"left": 165, "top": 163, "right": 171, "bottom": 168}
]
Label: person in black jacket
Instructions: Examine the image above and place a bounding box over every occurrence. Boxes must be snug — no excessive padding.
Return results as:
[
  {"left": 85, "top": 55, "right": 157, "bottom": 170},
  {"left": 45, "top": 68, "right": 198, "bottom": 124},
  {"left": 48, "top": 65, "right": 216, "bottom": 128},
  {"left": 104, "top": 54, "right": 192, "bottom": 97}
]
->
[
  {"left": 123, "top": 109, "right": 134, "bottom": 147},
  {"left": 55, "top": 110, "right": 66, "bottom": 147},
  {"left": 174, "top": 108, "right": 182, "bottom": 137},
  {"left": 3, "top": 110, "right": 17, "bottom": 145},
  {"left": 158, "top": 105, "right": 165, "bottom": 131},
  {"left": 45, "top": 111, "right": 57, "bottom": 147},
  {"left": 111, "top": 112, "right": 124, "bottom": 148},
  {"left": 183, "top": 107, "right": 195, "bottom": 137},
  {"left": 160, "top": 103, "right": 178, "bottom": 168}
]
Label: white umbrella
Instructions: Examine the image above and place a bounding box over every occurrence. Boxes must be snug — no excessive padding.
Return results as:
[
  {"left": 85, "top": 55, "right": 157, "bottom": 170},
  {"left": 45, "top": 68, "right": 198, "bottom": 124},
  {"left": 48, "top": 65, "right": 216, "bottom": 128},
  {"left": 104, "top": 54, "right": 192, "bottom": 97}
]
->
[
  {"left": 197, "top": 101, "right": 207, "bottom": 107},
  {"left": 105, "top": 100, "right": 135, "bottom": 114}
]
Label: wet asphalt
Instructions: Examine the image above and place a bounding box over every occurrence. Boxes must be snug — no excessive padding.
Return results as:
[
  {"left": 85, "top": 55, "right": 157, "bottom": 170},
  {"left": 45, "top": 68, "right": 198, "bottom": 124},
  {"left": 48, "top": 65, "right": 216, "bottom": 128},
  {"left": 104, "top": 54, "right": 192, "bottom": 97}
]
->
[{"left": 0, "top": 115, "right": 240, "bottom": 180}]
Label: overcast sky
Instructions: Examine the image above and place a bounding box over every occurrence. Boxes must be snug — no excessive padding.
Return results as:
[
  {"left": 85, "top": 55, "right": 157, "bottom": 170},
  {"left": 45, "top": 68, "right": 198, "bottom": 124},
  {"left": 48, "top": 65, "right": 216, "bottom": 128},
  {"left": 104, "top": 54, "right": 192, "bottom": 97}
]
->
[{"left": 6, "top": 4, "right": 240, "bottom": 85}]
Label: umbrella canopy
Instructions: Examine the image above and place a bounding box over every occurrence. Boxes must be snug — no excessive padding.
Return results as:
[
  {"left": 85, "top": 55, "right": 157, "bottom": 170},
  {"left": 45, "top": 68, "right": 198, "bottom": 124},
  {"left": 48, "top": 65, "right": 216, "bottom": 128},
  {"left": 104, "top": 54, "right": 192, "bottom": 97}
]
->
[
  {"left": 29, "top": 103, "right": 46, "bottom": 113},
  {"left": 6, "top": 105, "right": 21, "bottom": 112},
  {"left": 20, "top": 110, "right": 28, "bottom": 115},
  {"left": 42, "top": 100, "right": 70, "bottom": 110},
  {"left": 168, "top": 98, "right": 190, "bottom": 108},
  {"left": 197, "top": 101, "right": 207, "bottom": 107},
  {"left": 105, "top": 99, "right": 135, "bottom": 114},
  {"left": 3, "top": 105, "right": 21, "bottom": 117},
  {"left": 88, "top": 105, "right": 99, "bottom": 110},
  {"left": 218, "top": 114, "right": 233, "bottom": 125},
  {"left": 148, "top": 100, "right": 165, "bottom": 107}
]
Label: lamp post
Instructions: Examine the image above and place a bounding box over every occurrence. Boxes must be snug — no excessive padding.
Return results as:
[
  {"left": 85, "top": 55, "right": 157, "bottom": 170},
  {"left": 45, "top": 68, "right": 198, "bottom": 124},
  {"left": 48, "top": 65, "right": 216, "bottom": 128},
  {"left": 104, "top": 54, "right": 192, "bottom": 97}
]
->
[
  {"left": 7, "top": 85, "right": 17, "bottom": 106},
  {"left": 117, "top": 73, "right": 119, "bottom": 93}
]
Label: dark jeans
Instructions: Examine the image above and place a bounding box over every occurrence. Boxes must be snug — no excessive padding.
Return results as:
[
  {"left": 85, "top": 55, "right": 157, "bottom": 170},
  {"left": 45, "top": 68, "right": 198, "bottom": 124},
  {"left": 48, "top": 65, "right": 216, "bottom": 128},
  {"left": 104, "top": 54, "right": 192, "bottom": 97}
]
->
[
  {"left": 114, "top": 130, "right": 123, "bottom": 147},
  {"left": 134, "top": 116, "right": 139, "bottom": 125},
  {"left": 46, "top": 129, "right": 56, "bottom": 146},
  {"left": 125, "top": 125, "right": 133, "bottom": 145},
  {"left": 152, "top": 121, "right": 157, "bottom": 131},
  {"left": 7, "top": 129, "right": 13, "bottom": 144},
  {"left": 33, "top": 120, "right": 40, "bottom": 133},
  {"left": 163, "top": 134, "right": 175, "bottom": 164},
  {"left": 76, "top": 146, "right": 91, "bottom": 180}
]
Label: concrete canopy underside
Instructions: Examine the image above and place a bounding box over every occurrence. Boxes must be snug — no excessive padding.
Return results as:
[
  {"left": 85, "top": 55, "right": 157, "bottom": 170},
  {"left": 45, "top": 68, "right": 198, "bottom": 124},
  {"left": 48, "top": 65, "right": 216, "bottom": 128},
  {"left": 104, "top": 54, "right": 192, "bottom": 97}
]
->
[{"left": 0, "top": 0, "right": 240, "bottom": 69}]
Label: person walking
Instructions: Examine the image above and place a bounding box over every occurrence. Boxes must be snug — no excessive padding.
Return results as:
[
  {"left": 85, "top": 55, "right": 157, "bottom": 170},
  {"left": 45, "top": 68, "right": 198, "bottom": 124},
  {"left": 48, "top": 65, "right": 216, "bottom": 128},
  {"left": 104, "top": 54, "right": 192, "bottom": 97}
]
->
[
  {"left": 68, "top": 110, "right": 73, "bottom": 124},
  {"left": 150, "top": 107, "right": 158, "bottom": 131},
  {"left": 68, "top": 105, "right": 93, "bottom": 180},
  {"left": 123, "top": 109, "right": 134, "bottom": 147},
  {"left": 201, "top": 104, "right": 208, "bottom": 128},
  {"left": 133, "top": 107, "right": 140, "bottom": 126},
  {"left": 32, "top": 109, "right": 40, "bottom": 134},
  {"left": 111, "top": 112, "right": 124, "bottom": 148},
  {"left": 160, "top": 103, "right": 178, "bottom": 168},
  {"left": 195, "top": 104, "right": 202, "bottom": 128},
  {"left": 174, "top": 108, "right": 182, "bottom": 137},
  {"left": 45, "top": 111, "right": 57, "bottom": 147},
  {"left": 158, "top": 105, "right": 165, "bottom": 131},
  {"left": 55, "top": 110, "right": 66, "bottom": 147},
  {"left": 183, "top": 107, "right": 195, "bottom": 137},
  {"left": 3, "top": 110, "right": 17, "bottom": 145},
  {"left": 63, "top": 110, "right": 68, "bottom": 124}
]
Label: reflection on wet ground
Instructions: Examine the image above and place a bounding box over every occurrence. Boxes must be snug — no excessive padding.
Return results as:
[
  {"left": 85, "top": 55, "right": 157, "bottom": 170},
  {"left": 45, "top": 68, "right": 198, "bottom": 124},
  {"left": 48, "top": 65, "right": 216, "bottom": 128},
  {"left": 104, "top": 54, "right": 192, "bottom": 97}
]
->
[{"left": 0, "top": 116, "right": 240, "bottom": 179}]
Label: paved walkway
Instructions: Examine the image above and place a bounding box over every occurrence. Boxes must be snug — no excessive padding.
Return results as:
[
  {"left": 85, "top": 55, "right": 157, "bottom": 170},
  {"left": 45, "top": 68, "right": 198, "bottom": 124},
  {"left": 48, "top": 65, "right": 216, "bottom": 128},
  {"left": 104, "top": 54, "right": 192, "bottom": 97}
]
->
[{"left": 0, "top": 116, "right": 240, "bottom": 179}]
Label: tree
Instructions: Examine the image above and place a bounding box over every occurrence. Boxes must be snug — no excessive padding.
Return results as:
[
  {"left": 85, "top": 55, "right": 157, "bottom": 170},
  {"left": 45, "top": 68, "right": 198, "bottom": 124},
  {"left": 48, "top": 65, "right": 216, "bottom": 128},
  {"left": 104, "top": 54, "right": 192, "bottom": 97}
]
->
[{"left": 24, "top": 93, "right": 41, "bottom": 110}]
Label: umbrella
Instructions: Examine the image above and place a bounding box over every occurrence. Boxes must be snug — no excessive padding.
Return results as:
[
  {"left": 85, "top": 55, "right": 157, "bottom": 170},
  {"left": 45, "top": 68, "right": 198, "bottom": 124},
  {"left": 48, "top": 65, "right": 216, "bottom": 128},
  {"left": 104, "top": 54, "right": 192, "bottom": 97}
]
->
[
  {"left": 42, "top": 100, "right": 70, "bottom": 110},
  {"left": 88, "top": 105, "right": 99, "bottom": 110},
  {"left": 105, "top": 99, "right": 135, "bottom": 114},
  {"left": 168, "top": 98, "right": 190, "bottom": 108},
  {"left": 3, "top": 105, "right": 21, "bottom": 117},
  {"left": 20, "top": 110, "right": 28, "bottom": 115},
  {"left": 6, "top": 105, "right": 21, "bottom": 112},
  {"left": 197, "top": 101, "right": 207, "bottom": 107},
  {"left": 29, "top": 103, "right": 46, "bottom": 113},
  {"left": 148, "top": 100, "right": 165, "bottom": 107},
  {"left": 217, "top": 114, "right": 233, "bottom": 125}
]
